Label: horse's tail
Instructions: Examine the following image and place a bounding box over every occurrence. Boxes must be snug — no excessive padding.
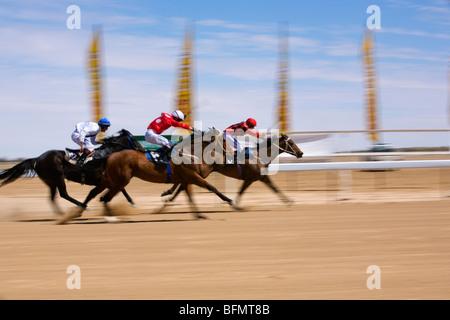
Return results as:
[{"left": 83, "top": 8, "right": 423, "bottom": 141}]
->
[{"left": 0, "top": 158, "right": 38, "bottom": 187}]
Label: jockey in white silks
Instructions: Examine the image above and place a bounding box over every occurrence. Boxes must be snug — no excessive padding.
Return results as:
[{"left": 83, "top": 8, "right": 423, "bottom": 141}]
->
[{"left": 71, "top": 118, "right": 111, "bottom": 165}]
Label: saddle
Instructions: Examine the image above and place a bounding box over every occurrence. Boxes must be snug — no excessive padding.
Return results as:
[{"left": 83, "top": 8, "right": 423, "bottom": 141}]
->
[
  {"left": 144, "top": 148, "right": 173, "bottom": 183},
  {"left": 225, "top": 147, "right": 253, "bottom": 164},
  {"left": 64, "top": 148, "right": 95, "bottom": 166},
  {"left": 144, "top": 146, "right": 172, "bottom": 164}
]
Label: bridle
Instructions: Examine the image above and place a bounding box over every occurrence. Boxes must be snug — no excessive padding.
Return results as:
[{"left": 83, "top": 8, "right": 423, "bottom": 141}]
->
[{"left": 273, "top": 135, "right": 299, "bottom": 157}]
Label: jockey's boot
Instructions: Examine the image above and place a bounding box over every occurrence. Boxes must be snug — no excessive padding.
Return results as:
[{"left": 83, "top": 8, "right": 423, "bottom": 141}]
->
[
  {"left": 158, "top": 145, "right": 172, "bottom": 164},
  {"left": 76, "top": 149, "right": 91, "bottom": 166},
  {"left": 76, "top": 152, "right": 88, "bottom": 166}
]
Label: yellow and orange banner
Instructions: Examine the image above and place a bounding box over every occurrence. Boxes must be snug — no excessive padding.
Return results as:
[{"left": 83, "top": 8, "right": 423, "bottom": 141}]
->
[
  {"left": 174, "top": 24, "right": 194, "bottom": 127},
  {"left": 87, "top": 27, "right": 104, "bottom": 125},
  {"left": 277, "top": 23, "right": 290, "bottom": 132},
  {"left": 361, "top": 29, "right": 379, "bottom": 143},
  {"left": 448, "top": 56, "right": 450, "bottom": 126}
]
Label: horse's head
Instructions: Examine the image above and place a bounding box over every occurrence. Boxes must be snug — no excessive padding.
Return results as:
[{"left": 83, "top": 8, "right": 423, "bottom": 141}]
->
[{"left": 278, "top": 133, "right": 303, "bottom": 158}]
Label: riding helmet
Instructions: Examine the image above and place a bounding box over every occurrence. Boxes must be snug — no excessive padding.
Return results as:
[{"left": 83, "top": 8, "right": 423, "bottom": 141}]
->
[
  {"left": 98, "top": 118, "right": 111, "bottom": 126},
  {"left": 246, "top": 118, "right": 257, "bottom": 128},
  {"left": 172, "top": 110, "right": 185, "bottom": 121}
]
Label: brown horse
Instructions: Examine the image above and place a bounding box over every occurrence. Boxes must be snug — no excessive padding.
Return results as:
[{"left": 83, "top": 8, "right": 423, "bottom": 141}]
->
[
  {"left": 161, "top": 132, "right": 303, "bottom": 207},
  {"left": 0, "top": 129, "right": 144, "bottom": 215},
  {"left": 56, "top": 134, "right": 239, "bottom": 224}
]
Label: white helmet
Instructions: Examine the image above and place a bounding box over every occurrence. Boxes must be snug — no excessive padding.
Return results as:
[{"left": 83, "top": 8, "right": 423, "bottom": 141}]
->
[{"left": 172, "top": 110, "right": 185, "bottom": 121}]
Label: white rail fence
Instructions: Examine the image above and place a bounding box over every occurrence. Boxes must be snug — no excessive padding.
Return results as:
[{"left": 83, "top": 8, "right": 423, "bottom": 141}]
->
[
  {"left": 266, "top": 160, "right": 450, "bottom": 201},
  {"left": 268, "top": 160, "right": 450, "bottom": 172}
]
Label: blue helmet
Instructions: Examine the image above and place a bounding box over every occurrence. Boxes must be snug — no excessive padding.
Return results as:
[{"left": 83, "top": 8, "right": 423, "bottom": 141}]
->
[{"left": 98, "top": 118, "right": 111, "bottom": 126}]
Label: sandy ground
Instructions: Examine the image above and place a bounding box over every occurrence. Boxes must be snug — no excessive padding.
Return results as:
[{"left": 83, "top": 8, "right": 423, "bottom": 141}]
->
[{"left": 0, "top": 162, "right": 450, "bottom": 300}]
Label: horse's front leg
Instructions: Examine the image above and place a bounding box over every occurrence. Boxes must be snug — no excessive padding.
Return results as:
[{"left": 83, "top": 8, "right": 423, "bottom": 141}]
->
[
  {"left": 184, "top": 184, "right": 207, "bottom": 220},
  {"left": 260, "top": 176, "right": 294, "bottom": 206},
  {"left": 121, "top": 188, "right": 135, "bottom": 207}
]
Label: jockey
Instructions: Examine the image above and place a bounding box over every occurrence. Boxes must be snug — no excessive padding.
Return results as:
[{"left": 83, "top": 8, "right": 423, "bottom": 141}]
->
[
  {"left": 71, "top": 118, "right": 111, "bottom": 165},
  {"left": 223, "top": 118, "right": 264, "bottom": 160},
  {"left": 145, "top": 110, "right": 193, "bottom": 163}
]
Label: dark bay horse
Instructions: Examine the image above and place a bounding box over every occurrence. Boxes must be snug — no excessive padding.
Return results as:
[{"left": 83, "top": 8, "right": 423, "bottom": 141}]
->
[
  {"left": 161, "top": 132, "right": 303, "bottom": 207},
  {"left": 56, "top": 137, "right": 240, "bottom": 224},
  {"left": 0, "top": 129, "right": 144, "bottom": 215}
]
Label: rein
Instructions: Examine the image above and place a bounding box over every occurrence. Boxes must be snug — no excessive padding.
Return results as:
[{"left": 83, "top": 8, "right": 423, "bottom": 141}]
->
[{"left": 273, "top": 136, "right": 298, "bottom": 157}]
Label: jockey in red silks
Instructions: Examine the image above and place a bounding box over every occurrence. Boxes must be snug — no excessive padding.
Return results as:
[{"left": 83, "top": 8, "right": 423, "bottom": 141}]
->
[
  {"left": 223, "top": 118, "right": 265, "bottom": 159},
  {"left": 145, "top": 110, "right": 193, "bottom": 162}
]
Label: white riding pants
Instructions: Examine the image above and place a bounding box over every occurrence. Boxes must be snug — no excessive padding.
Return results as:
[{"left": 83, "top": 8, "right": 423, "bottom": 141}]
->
[
  {"left": 145, "top": 129, "right": 173, "bottom": 148},
  {"left": 223, "top": 132, "right": 244, "bottom": 152},
  {"left": 71, "top": 132, "right": 96, "bottom": 152}
]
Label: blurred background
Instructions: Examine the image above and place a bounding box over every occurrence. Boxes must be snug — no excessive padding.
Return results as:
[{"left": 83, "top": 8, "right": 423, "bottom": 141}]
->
[{"left": 0, "top": 0, "right": 448, "bottom": 160}]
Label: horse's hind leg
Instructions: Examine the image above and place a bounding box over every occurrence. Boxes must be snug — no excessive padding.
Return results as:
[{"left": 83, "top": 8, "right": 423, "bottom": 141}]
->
[
  {"left": 53, "top": 176, "right": 86, "bottom": 209},
  {"left": 49, "top": 185, "right": 64, "bottom": 215},
  {"left": 151, "top": 185, "right": 184, "bottom": 215},
  {"left": 161, "top": 183, "right": 180, "bottom": 197},
  {"left": 167, "top": 184, "right": 184, "bottom": 202}
]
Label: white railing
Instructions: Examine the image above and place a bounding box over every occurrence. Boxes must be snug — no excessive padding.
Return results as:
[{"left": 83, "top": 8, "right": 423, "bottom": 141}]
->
[
  {"left": 266, "top": 160, "right": 450, "bottom": 201},
  {"left": 268, "top": 160, "right": 450, "bottom": 172}
]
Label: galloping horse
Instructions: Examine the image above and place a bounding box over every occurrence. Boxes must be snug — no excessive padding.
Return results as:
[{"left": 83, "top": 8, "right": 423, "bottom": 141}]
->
[
  {"left": 57, "top": 132, "right": 240, "bottom": 224},
  {"left": 0, "top": 129, "right": 144, "bottom": 215},
  {"left": 161, "top": 132, "right": 303, "bottom": 207}
]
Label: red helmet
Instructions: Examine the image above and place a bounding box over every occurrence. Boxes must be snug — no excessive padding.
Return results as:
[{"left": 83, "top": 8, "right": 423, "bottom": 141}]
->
[{"left": 246, "top": 118, "right": 257, "bottom": 128}]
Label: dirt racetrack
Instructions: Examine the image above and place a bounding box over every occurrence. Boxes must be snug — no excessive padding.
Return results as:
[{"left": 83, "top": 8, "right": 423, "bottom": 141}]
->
[{"left": 1, "top": 162, "right": 449, "bottom": 300}]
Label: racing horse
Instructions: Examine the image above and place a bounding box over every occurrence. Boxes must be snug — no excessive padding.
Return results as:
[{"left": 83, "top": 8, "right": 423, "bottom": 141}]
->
[
  {"left": 56, "top": 131, "right": 240, "bottom": 224},
  {"left": 161, "top": 131, "right": 303, "bottom": 208},
  {"left": 57, "top": 134, "right": 243, "bottom": 224},
  {"left": 0, "top": 129, "right": 144, "bottom": 215}
]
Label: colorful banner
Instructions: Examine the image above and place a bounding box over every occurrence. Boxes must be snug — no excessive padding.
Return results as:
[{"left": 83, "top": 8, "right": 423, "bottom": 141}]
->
[
  {"left": 174, "top": 24, "right": 194, "bottom": 127},
  {"left": 277, "top": 23, "right": 290, "bottom": 132},
  {"left": 87, "top": 27, "right": 103, "bottom": 126},
  {"left": 361, "top": 29, "right": 379, "bottom": 143},
  {"left": 447, "top": 57, "right": 450, "bottom": 125}
]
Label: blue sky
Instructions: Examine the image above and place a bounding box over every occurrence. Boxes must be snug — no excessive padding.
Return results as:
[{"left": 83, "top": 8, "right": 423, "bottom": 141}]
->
[{"left": 0, "top": 0, "right": 449, "bottom": 159}]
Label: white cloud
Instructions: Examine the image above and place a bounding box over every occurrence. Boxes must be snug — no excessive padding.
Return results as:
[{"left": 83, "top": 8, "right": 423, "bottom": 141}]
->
[{"left": 379, "top": 27, "right": 450, "bottom": 40}]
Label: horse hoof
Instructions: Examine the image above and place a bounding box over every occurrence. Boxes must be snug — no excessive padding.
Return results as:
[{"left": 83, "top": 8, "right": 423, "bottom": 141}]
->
[
  {"left": 232, "top": 205, "right": 244, "bottom": 211},
  {"left": 196, "top": 214, "right": 208, "bottom": 220},
  {"left": 286, "top": 200, "right": 295, "bottom": 207},
  {"left": 56, "top": 211, "right": 82, "bottom": 225}
]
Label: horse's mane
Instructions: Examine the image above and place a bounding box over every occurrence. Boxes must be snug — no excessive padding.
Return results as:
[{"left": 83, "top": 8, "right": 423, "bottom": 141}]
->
[
  {"left": 256, "top": 134, "right": 277, "bottom": 152},
  {"left": 101, "top": 129, "right": 131, "bottom": 144}
]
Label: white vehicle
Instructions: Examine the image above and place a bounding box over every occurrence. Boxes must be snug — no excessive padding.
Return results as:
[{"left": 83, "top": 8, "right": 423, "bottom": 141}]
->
[{"left": 363, "top": 143, "right": 403, "bottom": 161}]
